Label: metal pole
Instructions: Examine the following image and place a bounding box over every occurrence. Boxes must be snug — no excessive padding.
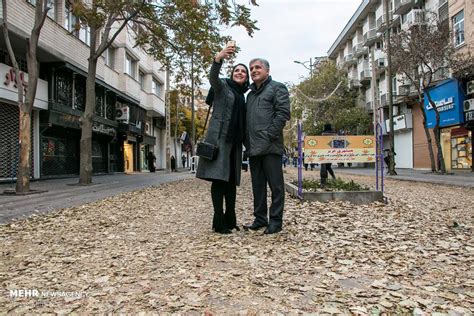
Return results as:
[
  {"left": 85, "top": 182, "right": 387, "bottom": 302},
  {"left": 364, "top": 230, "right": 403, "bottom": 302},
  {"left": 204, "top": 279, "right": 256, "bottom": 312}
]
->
[
  {"left": 297, "top": 120, "right": 303, "bottom": 198},
  {"left": 385, "top": 0, "right": 396, "bottom": 175},
  {"left": 191, "top": 53, "right": 195, "bottom": 156},
  {"left": 165, "top": 65, "right": 171, "bottom": 172},
  {"left": 309, "top": 58, "right": 313, "bottom": 79}
]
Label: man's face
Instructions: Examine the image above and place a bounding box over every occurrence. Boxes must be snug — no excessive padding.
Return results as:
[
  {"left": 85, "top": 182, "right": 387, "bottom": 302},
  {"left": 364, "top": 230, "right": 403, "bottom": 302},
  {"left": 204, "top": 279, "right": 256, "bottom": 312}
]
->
[{"left": 249, "top": 61, "right": 269, "bottom": 85}]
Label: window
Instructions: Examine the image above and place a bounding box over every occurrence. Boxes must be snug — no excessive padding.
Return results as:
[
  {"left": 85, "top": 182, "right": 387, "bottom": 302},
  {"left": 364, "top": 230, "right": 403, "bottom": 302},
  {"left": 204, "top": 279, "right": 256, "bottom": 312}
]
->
[
  {"left": 104, "top": 47, "right": 115, "bottom": 69},
  {"left": 152, "top": 78, "right": 162, "bottom": 97},
  {"left": 125, "top": 54, "right": 136, "bottom": 78},
  {"left": 139, "top": 70, "right": 145, "bottom": 89},
  {"left": 64, "top": 1, "right": 90, "bottom": 45},
  {"left": 28, "top": 0, "right": 55, "bottom": 19},
  {"left": 453, "top": 10, "right": 464, "bottom": 47}
]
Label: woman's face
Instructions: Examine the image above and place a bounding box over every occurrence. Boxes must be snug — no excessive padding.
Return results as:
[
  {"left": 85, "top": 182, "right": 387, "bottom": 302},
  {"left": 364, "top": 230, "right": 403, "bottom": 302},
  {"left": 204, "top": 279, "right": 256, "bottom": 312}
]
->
[{"left": 232, "top": 65, "right": 248, "bottom": 86}]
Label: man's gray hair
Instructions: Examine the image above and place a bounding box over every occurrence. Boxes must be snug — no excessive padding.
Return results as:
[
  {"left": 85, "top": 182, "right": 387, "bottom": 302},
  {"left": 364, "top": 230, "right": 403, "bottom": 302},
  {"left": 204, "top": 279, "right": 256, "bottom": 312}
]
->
[{"left": 249, "top": 58, "right": 270, "bottom": 70}]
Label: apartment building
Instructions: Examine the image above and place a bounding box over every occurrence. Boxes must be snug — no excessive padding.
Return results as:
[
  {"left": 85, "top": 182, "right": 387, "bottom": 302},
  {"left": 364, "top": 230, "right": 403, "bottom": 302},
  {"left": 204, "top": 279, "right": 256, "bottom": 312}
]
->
[
  {"left": 328, "top": 0, "right": 473, "bottom": 171},
  {"left": 0, "top": 0, "right": 167, "bottom": 180}
]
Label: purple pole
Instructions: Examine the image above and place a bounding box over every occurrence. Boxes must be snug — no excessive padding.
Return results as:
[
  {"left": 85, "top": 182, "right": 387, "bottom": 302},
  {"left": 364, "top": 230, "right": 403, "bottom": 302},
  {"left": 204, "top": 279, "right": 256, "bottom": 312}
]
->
[{"left": 297, "top": 120, "right": 303, "bottom": 198}]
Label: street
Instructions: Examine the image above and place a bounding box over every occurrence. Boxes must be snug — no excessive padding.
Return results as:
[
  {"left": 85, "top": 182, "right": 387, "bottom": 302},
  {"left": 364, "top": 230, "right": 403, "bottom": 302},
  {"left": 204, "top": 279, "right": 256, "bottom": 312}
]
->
[{"left": 0, "top": 169, "right": 472, "bottom": 313}]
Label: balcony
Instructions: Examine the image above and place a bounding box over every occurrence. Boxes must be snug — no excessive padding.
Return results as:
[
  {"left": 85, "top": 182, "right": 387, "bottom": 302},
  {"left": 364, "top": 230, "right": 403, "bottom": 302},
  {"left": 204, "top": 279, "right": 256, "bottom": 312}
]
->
[
  {"left": 353, "top": 43, "right": 368, "bottom": 58},
  {"left": 375, "top": 58, "right": 386, "bottom": 75},
  {"left": 349, "top": 79, "right": 361, "bottom": 89},
  {"left": 360, "top": 69, "right": 372, "bottom": 85},
  {"left": 431, "top": 67, "right": 449, "bottom": 84},
  {"left": 366, "top": 101, "right": 374, "bottom": 112},
  {"left": 140, "top": 90, "right": 165, "bottom": 117},
  {"left": 404, "top": 9, "right": 426, "bottom": 29},
  {"left": 396, "top": 83, "right": 418, "bottom": 100},
  {"left": 363, "top": 29, "right": 379, "bottom": 47},
  {"left": 344, "top": 53, "right": 357, "bottom": 66},
  {"left": 380, "top": 93, "right": 387, "bottom": 107},
  {"left": 376, "top": 12, "right": 393, "bottom": 32},
  {"left": 394, "top": 0, "right": 414, "bottom": 16}
]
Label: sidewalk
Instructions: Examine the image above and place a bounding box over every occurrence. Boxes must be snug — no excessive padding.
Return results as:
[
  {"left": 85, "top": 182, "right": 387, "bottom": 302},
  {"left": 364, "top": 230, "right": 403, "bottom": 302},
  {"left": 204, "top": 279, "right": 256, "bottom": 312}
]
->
[
  {"left": 0, "top": 170, "right": 194, "bottom": 224},
  {"left": 295, "top": 166, "right": 474, "bottom": 188}
]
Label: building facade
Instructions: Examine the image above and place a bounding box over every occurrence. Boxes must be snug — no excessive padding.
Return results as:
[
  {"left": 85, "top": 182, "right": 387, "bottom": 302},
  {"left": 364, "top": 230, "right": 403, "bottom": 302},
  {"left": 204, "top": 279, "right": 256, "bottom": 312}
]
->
[
  {"left": 0, "top": 0, "right": 167, "bottom": 181},
  {"left": 327, "top": 0, "right": 473, "bottom": 171}
]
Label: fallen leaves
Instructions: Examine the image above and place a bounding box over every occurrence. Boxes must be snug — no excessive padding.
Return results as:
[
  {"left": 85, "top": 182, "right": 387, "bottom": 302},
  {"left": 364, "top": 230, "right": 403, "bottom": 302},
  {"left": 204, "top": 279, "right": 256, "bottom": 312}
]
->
[{"left": 0, "top": 170, "right": 472, "bottom": 313}]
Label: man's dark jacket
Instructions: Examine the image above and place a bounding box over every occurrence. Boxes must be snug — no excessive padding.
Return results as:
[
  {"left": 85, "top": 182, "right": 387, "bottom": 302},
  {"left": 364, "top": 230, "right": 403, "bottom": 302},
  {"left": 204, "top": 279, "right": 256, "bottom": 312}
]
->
[{"left": 245, "top": 76, "right": 291, "bottom": 157}]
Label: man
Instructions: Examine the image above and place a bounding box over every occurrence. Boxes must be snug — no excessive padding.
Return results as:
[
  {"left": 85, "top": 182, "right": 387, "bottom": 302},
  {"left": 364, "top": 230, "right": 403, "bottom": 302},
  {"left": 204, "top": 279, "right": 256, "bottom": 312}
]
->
[
  {"left": 320, "top": 123, "right": 336, "bottom": 184},
  {"left": 243, "top": 58, "right": 291, "bottom": 234}
]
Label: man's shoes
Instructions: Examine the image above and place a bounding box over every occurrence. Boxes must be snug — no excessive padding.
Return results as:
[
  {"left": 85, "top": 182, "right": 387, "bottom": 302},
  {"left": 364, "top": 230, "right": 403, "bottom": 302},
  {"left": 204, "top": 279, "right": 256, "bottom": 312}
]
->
[
  {"left": 243, "top": 222, "right": 267, "bottom": 231},
  {"left": 264, "top": 225, "right": 282, "bottom": 235}
]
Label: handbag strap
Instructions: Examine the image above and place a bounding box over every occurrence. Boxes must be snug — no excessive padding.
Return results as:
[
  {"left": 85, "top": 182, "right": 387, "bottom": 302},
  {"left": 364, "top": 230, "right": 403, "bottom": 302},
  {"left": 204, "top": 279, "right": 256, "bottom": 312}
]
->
[{"left": 203, "top": 104, "right": 224, "bottom": 142}]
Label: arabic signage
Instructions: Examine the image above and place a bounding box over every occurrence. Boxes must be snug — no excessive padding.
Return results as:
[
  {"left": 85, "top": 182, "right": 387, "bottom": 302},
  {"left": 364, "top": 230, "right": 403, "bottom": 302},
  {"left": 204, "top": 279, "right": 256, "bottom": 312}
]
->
[
  {"left": 424, "top": 79, "right": 465, "bottom": 128},
  {"left": 0, "top": 63, "right": 48, "bottom": 109},
  {"left": 304, "top": 135, "right": 376, "bottom": 163}
]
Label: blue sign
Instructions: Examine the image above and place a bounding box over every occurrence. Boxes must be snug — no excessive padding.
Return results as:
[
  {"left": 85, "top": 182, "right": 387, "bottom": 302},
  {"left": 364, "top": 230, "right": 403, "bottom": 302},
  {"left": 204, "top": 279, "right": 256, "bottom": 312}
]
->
[{"left": 424, "top": 79, "right": 466, "bottom": 128}]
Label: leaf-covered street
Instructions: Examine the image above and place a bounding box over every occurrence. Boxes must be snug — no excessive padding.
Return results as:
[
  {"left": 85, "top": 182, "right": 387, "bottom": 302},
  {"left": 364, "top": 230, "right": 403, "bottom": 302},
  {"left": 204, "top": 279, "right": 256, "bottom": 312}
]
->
[{"left": 0, "top": 170, "right": 473, "bottom": 314}]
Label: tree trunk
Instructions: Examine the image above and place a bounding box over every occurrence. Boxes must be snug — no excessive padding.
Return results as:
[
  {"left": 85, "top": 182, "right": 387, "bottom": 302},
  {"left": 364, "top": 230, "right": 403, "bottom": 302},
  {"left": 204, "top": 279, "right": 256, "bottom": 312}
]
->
[
  {"left": 79, "top": 57, "right": 98, "bottom": 184},
  {"left": 79, "top": 25, "right": 99, "bottom": 185},
  {"left": 426, "top": 92, "right": 446, "bottom": 173},
  {"left": 16, "top": 108, "right": 31, "bottom": 193},
  {"left": 417, "top": 95, "right": 436, "bottom": 172}
]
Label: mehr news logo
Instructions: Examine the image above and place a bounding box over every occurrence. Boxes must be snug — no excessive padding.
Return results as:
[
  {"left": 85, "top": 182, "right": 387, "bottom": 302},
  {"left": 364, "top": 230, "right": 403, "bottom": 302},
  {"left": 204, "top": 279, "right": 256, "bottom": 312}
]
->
[{"left": 9, "top": 289, "right": 86, "bottom": 299}]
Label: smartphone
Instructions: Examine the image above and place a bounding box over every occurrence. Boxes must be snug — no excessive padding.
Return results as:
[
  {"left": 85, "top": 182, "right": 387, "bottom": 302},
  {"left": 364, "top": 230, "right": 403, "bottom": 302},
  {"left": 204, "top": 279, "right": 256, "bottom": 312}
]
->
[{"left": 226, "top": 40, "right": 236, "bottom": 48}]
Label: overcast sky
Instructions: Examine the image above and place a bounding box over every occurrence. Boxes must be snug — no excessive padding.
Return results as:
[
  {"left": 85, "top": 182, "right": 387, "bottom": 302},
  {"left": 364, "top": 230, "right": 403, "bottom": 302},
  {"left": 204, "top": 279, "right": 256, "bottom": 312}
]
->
[{"left": 216, "top": 0, "right": 362, "bottom": 86}]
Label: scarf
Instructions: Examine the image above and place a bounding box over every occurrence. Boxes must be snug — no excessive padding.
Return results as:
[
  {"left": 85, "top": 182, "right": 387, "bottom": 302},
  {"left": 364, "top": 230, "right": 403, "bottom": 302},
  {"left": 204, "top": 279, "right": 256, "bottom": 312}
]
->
[{"left": 206, "top": 63, "right": 249, "bottom": 144}]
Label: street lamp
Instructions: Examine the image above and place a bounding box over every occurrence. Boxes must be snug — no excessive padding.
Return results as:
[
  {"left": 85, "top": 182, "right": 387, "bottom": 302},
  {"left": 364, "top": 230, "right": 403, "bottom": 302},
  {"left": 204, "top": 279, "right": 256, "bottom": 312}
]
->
[{"left": 293, "top": 56, "right": 326, "bottom": 79}]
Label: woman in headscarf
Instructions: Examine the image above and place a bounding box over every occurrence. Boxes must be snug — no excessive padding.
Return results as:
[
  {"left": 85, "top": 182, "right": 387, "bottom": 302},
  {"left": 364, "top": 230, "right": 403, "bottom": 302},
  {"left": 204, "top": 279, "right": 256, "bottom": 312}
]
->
[{"left": 196, "top": 45, "right": 249, "bottom": 234}]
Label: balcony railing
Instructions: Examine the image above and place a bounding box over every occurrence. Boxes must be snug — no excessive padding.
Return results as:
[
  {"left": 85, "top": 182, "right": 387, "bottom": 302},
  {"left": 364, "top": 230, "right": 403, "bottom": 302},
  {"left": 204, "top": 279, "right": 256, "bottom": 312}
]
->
[
  {"left": 394, "top": 0, "right": 414, "bottom": 16},
  {"left": 376, "top": 11, "right": 393, "bottom": 32},
  {"left": 363, "top": 29, "right": 379, "bottom": 46},
  {"left": 344, "top": 53, "right": 357, "bottom": 65},
  {"left": 353, "top": 43, "right": 368, "bottom": 57},
  {"left": 360, "top": 69, "right": 372, "bottom": 84},
  {"left": 366, "top": 101, "right": 374, "bottom": 112},
  {"left": 349, "top": 79, "right": 361, "bottom": 89}
]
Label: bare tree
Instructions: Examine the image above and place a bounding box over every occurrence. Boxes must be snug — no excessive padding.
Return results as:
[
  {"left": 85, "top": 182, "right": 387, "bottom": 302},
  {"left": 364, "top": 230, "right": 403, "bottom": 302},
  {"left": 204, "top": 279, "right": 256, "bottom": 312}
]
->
[
  {"left": 390, "top": 11, "right": 453, "bottom": 174},
  {"left": 1, "top": 0, "right": 49, "bottom": 193}
]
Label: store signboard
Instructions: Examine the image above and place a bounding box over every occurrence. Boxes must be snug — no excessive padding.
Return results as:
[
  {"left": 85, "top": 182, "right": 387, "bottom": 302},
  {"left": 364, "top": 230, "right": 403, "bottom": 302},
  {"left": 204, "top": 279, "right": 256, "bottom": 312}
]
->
[
  {"left": 304, "top": 135, "right": 376, "bottom": 163},
  {"left": 0, "top": 63, "right": 48, "bottom": 110},
  {"left": 424, "top": 79, "right": 465, "bottom": 128}
]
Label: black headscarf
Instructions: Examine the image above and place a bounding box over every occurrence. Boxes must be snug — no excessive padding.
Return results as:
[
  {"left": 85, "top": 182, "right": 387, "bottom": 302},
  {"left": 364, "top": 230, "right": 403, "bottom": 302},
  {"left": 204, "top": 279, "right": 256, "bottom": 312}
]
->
[{"left": 206, "top": 63, "right": 249, "bottom": 144}]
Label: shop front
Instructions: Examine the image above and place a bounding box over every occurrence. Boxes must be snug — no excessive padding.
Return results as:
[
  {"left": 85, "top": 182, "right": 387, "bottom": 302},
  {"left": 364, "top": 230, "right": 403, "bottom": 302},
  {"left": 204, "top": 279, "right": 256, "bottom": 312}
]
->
[
  {"left": 424, "top": 79, "right": 471, "bottom": 171},
  {"left": 0, "top": 62, "right": 48, "bottom": 181}
]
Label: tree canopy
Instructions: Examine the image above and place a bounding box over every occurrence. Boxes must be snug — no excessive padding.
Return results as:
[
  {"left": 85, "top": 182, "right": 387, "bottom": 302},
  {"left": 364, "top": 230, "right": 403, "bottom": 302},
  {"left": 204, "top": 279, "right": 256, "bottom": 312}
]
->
[{"left": 291, "top": 61, "right": 371, "bottom": 137}]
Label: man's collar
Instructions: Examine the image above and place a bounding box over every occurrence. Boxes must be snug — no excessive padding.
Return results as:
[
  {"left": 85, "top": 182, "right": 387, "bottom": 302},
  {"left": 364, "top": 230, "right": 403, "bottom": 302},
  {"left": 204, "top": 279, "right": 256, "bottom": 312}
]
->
[{"left": 250, "top": 76, "right": 272, "bottom": 92}]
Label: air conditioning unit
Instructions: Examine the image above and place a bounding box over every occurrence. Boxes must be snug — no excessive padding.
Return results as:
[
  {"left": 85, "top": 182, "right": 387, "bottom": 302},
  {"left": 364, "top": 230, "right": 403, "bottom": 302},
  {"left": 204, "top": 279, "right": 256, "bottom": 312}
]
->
[
  {"left": 467, "top": 80, "right": 474, "bottom": 95},
  {"left": 464, "top": 99, "right": 474, "bottom": 112},
  {"left": 116, "top": 106, "right": 129, "bottom": 123}
]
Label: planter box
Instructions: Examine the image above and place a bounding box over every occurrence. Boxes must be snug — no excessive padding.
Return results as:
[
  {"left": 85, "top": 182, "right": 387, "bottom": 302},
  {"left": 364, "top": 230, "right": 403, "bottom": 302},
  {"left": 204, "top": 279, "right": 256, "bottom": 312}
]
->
[{"left": 285, "top": 182, "right": 383, "bottom": 204}]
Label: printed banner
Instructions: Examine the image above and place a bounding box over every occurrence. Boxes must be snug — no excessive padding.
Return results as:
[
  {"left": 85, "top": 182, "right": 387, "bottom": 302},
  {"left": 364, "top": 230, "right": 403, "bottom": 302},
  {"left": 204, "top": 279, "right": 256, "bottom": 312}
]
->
[{"left": 304, "top": 135, "right": 376, "bottom": 163}]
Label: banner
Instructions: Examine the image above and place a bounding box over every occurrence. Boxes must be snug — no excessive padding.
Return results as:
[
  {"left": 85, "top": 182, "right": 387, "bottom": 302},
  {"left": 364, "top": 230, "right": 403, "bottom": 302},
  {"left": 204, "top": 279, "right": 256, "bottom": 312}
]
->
[{"left": 304, "top": 135, "right": 376, "bottom": 163}]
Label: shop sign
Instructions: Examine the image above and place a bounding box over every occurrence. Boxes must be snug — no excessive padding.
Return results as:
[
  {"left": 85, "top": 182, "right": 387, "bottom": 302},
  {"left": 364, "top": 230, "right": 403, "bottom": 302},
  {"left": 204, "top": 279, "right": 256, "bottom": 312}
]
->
[
  {"left": 0, "top": 63, "right": 48, "bottom": 109},
  {"left": 92, "top": 122, "right": 116, "bottom": 136},
  {"left": 424, "top": 79, "right": 465, "bottom": 128},
  {"left": 304, "top": 135, "right": 376, "bottom": 164}
]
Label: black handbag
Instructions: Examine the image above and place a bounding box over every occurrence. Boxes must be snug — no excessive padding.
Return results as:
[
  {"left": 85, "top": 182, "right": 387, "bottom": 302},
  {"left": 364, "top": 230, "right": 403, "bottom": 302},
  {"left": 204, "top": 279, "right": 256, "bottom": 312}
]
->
[
  {"left": 196, "top": 104, "right": 222, "bottom": 161},
  {"left": 196, "top": 141, "right": 218, "bottom": 160}
]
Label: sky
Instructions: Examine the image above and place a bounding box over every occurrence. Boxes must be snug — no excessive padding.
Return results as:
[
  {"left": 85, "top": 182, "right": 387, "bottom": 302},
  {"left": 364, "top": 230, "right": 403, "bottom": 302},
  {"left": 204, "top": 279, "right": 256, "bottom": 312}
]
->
[{"left": 217, "top": 0, "right": 362, "bottom": 86}]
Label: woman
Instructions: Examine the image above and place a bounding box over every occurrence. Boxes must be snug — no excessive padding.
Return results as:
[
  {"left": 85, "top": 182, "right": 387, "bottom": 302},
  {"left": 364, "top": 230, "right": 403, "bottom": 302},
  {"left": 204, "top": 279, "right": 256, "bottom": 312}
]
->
[{"left": 196, "top": 45, "right": 249, "bottom": 234}]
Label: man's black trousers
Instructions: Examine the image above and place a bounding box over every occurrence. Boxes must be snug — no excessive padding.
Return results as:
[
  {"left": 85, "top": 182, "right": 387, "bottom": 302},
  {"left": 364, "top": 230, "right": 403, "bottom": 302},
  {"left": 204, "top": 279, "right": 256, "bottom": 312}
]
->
[{"left": 249, "top": 154, "right": 285, "bottom": 228}]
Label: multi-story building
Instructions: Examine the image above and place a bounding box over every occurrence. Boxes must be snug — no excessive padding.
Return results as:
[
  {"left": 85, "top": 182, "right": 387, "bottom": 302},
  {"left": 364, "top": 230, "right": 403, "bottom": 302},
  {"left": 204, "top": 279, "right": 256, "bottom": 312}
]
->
[
  {"left": 327, "top": 0, "right": 473, "bottom": 171},
  {"left": 0, "top": 0, "right": 167, "bottom": 181}
]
